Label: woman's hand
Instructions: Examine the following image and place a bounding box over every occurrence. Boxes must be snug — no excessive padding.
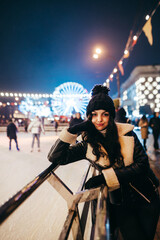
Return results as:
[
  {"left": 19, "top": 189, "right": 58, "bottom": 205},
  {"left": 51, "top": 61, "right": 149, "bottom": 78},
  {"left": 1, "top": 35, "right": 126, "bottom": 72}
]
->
[
  {"left": 68, "top": 120, "right": 97, "bottom": 135},
  {"left": 85, "top": 174, "right": 106, "bottom": 189}
]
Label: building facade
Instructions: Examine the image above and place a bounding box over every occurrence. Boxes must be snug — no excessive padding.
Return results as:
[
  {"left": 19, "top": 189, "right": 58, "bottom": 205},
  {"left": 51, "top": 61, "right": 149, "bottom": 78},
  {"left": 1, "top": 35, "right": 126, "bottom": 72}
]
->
[{"left": 121, "top": 65, "right": 160, "bottom": 116}]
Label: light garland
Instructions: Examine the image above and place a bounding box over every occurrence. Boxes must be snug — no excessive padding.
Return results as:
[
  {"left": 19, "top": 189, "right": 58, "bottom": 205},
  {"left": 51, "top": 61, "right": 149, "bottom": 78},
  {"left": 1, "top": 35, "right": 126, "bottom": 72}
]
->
[{"left": 104, "top": 1, "right": 160, "bottom": 90}]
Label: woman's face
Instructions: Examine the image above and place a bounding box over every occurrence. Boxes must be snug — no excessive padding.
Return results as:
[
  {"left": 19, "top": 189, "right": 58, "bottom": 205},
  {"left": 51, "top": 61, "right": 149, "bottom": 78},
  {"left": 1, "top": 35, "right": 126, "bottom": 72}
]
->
[{"left": 91, "top": 109, "right": 110, "bottom": 131}]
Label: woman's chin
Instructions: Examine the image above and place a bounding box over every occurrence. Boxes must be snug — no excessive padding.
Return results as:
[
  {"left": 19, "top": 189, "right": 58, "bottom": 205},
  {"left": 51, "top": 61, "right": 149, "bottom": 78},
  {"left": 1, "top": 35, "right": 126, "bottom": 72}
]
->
[{"left": 95, "top": 126, "right": 105, "bottom": 131}]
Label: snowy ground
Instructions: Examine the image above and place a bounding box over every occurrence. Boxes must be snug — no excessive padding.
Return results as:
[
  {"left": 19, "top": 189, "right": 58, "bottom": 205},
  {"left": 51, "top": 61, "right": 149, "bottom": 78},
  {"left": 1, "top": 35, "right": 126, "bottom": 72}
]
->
[
  {"left": 0, "top": 131, "right": 90, "bottom": 240},
  {"left": 0, "top": 128, "right": 159, "bottom": 240}
]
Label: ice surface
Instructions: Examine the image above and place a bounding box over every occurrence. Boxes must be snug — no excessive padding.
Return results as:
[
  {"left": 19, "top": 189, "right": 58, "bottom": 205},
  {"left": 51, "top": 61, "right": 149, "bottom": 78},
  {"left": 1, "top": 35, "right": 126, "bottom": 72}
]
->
[{"left": 0, "top": 131, "right": 90, "bottom": 240}]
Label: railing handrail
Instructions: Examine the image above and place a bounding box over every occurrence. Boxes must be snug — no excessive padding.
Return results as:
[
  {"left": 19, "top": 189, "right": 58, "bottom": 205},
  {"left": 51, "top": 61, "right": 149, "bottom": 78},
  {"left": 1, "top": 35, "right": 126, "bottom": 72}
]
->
[
  {"left": 0, "top": 162, "right": 59, "bottom": 224},
  {"left": 0, "top": 161, "right": 111, "bottom": 239}
]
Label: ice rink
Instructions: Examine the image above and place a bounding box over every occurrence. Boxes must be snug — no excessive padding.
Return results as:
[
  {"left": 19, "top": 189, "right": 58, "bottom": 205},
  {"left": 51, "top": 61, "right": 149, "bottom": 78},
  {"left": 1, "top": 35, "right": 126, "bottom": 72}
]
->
[{"left": 0, "top": 130, "right": 90, "bottom": 240}]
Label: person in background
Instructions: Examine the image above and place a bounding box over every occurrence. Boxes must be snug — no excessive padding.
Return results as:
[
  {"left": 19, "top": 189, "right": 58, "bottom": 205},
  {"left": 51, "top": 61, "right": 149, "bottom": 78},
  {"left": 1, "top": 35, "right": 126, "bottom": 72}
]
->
[
  {"left": 7, "top": 118, "right": 20, "bottom": 151},
  {"left": 54, "top": 119, "right": 59, "bottom": 134},
  {"left": 149, "top": 112, "right": 160, "bottom": 151},
  {"left": 138, "top": 115, "right": 149, "bottom": 151},
  {"left": 47, "top": 85, "right": 159, "bottom": 240},
  {"left": 13, "top": 118, "right": 19, "bottom": 131},
  {"left": 115, "top": 107, "right": 130, "bottom": 123},
  {"left": 24, "top": 119, "right": 29, "bottom": 132},
  {"left": 28, "top": 116, "right": 45, "bottom": 152}
]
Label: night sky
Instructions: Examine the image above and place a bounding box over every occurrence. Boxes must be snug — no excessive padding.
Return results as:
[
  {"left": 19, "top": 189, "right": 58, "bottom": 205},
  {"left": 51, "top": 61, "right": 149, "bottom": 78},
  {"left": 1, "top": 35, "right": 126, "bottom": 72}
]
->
[{"left": 0, "top": 0, "right": 160, "bottom": 96}]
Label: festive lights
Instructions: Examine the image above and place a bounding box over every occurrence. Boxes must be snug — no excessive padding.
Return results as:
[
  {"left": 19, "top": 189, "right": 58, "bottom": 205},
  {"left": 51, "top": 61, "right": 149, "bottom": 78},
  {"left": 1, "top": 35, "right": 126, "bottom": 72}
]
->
[
  {"left": 93, "top": 53, "right": 99, "bottom": 59},
  {"left": 133, "top": 35, "right": 137, "bottom": 41},
  {"left": 145, "top": 15, "right": 150, "bottom": 20},
  {"left": 95, "top": 48, "right": 102, "bottom": 54},
  {"left": 133, "top": 71, "right": 160, "bottom": 114},
  {"left": 52, "top": 82, "right": 90, "bottom": 116},
  {"left": 148, "top": 77, "right": 153, "bottom": 82},
  {"left": 102, "top": 2, "right": 160, "bottom": 91}
]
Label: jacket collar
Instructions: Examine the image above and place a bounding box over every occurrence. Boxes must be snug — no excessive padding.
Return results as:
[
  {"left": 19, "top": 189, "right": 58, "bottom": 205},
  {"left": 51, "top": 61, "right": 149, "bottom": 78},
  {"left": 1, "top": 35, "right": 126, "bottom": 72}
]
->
[{"left": 116, "top": 122, "right": 134, "bottom": 136}]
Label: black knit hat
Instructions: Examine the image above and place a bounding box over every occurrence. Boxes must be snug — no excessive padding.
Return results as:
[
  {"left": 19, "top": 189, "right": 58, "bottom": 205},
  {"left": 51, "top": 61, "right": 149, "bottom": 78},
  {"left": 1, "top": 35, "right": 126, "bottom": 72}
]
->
[{"left": 86, "top": 85, "right": 115, "bottom": 118}]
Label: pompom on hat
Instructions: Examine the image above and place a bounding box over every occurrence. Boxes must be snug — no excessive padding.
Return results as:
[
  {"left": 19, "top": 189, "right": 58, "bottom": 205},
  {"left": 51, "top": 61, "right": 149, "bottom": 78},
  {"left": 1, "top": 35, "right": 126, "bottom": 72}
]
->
[{"left": 86, "top": 85, "right": 115, "bottom": 118}]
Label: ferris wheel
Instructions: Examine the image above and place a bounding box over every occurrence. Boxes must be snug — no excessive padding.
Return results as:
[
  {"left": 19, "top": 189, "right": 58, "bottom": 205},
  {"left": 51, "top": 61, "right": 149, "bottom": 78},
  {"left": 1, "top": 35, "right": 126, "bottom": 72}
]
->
[{"left": 51, "top": 82, "right": 90, "bottom": 116}]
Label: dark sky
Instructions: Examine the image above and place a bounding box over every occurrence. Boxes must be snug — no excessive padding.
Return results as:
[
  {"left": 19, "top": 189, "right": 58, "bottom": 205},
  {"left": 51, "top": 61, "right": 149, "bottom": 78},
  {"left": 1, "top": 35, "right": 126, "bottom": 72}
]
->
[{"left": 0, "top": 0, "right": 160, "bottom": 96}]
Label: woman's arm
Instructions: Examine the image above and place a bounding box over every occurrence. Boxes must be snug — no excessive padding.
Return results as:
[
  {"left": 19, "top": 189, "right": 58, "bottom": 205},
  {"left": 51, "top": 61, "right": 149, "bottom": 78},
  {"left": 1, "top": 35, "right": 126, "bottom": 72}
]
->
[{"left": 48, "top": 128, "right": 87, "bottom": 165}]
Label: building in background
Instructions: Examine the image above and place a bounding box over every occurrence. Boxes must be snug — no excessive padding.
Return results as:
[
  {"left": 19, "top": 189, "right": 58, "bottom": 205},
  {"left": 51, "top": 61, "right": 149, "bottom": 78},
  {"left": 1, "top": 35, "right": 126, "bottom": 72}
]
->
[{"left": 121, "top": 65, "right": 160, "bottom": 117}]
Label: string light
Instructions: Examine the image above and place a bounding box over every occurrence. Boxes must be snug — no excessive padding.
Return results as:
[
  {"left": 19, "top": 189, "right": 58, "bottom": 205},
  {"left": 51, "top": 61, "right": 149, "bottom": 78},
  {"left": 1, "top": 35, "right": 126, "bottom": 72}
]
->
[
  {"left": 110, "top": 74, "right": 113, "bottom": 78},
  {"left": 103, "top": 1, "right": 160, "bottom": 88},
  {"left": 124, "top": 49, "right": 129, "bottom": 55},
  {"left": 95, "top": 48, "right": 102, "bottom": 54},
  {"left": 133, "top": 35, "right": 137, "bottom": 41},
  {"left": 113, "top": 68, "right": 118, "bottom": 73},
  {"left": 145, "top": 15, "right": 150, "bottom": 20},
  {"left": 93, "top": 53, "right": 99, "bottom": 59}
]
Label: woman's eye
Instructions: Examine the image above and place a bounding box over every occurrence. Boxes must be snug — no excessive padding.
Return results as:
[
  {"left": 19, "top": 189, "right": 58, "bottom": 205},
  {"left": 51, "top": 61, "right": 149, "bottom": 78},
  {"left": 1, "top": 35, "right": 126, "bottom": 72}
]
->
[
  {"left": 92, "top": 113, "right": 97, "bottom": 116},
  {"left": 104, "top": 113, "right": 109, "bottom": 117}
]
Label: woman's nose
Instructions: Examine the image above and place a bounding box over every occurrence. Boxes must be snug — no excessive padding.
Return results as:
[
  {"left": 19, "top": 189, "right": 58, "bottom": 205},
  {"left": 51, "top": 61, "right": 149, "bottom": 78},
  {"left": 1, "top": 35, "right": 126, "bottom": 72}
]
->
[{"left": 97, "top": 115, "right": 102, "bottom": 122}]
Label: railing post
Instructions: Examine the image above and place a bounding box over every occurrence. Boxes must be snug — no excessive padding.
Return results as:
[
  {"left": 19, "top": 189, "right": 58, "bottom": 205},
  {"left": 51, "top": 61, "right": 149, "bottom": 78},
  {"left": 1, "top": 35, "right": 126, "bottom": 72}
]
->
[
  {"left": 94, "top": 185, "right": 110, "bottom": 240},
  {"left": 70, "top": 206, "right": 83, "bottom": 240}
]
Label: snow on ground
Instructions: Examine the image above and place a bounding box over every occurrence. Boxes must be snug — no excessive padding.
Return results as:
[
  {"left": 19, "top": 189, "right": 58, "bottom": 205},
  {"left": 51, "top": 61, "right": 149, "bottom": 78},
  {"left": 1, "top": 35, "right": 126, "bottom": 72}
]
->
[{"left": 0, "top": 131, "right": 90, "bottom": 240}]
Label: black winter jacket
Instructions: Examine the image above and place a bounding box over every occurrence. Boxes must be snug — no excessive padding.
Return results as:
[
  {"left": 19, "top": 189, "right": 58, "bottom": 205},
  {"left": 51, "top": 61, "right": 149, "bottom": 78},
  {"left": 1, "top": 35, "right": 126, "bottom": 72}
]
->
[
  {"left": 48, "top": 125, "right": 159, "bottom": 205},
  {"left": 7, "top": 123, "right": 17, "bottom": 139}
]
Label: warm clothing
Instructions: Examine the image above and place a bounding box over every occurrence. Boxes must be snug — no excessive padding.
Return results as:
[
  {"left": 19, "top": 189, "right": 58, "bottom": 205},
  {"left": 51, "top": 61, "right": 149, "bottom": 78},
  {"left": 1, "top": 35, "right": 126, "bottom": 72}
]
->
[
  {"left": 48, "top": 121, "right": 159, "bottom": 239},
  {"left": 69, "top": 117, "right": 83, "bottom": 128},
  {"left": 7, "top": 122, "right": 18, "bottom": 139},
  {"left": 69, "top": 117, "right": 84, "bottom": 136},
  {"left": 115, "top": 108, "right": 130, "bottom": 124},
  {"left": 7, "top": 122, "right": 20, "bottom": 150},
  {"left": 28, "top": 118, "right": 44, "bottom": 150},
  {"left": 149, "top": 115, "right": 160, "bottom": 150},
  {"left": 139, "top": 118, "right": 149, "bottom": 139},
  {"left": 48, "top": 123, "right": 159, "bottom": 196},
  {"left": 149, "top": 116, "right": 160, "bottom": 133},
  {"left": 86, "top": 85, "right": 115, "bottom": 118},
  {"left": 28, "top": 118, "right": 44, "bottom": 134}
]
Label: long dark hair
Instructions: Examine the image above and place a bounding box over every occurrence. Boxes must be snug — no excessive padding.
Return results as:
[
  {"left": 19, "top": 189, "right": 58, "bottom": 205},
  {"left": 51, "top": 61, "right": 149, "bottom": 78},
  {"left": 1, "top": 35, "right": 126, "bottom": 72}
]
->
[{"left": 82, "top": 115, "right": 123, "bottom": 167}]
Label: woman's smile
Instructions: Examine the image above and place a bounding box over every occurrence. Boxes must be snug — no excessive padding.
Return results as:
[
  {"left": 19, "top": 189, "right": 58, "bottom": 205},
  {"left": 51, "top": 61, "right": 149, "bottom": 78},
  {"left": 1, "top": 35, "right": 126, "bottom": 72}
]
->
[{"left": 91, "top": 109, "right": 110, "bottom": 130}]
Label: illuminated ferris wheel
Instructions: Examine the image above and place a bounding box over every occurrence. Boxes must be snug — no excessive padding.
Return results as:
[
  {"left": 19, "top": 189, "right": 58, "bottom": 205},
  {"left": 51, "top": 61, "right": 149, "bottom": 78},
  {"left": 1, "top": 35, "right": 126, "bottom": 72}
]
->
[{"left": 51, "top": 82, "right": 90, "bottom": 116}]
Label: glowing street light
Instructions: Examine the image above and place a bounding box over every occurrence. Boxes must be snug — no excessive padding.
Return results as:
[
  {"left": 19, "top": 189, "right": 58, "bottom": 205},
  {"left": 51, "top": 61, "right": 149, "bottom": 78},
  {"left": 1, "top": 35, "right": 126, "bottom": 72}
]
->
[
  {"left": 93, "top": 46, "right": 121, "bottom": 98},
  {"left": 95, "top": 48, "right": 102, "bottom": 54},
  {"left": 93, "top": 53, "right": 99, "bottom": 59}
]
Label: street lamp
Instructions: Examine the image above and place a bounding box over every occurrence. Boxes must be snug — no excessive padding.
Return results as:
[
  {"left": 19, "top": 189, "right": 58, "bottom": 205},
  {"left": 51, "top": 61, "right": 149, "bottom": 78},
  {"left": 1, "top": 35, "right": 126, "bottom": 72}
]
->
[
  {"left": 93, "top": 53, "right": 99, "bottom": 59},
  {"left": 92, "top": 48, "right": 121, "bottom": 98},
  {"left": 95, "top": 48, "right": 102, "bottom": 54}
]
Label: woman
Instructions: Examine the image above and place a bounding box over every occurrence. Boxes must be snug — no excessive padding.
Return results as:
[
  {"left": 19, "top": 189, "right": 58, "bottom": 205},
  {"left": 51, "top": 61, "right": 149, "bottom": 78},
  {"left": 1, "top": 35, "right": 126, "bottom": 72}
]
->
[
  {"left": 48, "top": 85, "right": 159, "bottom": 240},
  {"left": 138, "top": 115, "right": 149, "bottom": 151}
]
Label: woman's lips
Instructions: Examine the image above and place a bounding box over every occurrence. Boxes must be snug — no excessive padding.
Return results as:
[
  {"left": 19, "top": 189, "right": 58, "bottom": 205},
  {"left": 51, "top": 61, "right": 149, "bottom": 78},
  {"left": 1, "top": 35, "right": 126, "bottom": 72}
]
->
[{"left": 96, "top": 124, "right": 104, "bottom": 127}]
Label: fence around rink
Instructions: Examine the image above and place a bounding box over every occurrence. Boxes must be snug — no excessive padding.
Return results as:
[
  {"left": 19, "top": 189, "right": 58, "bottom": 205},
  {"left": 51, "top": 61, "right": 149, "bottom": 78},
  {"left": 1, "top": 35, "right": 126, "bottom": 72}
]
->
[{"left": 0, "top": 160, "right": 111, "bottom": 240}]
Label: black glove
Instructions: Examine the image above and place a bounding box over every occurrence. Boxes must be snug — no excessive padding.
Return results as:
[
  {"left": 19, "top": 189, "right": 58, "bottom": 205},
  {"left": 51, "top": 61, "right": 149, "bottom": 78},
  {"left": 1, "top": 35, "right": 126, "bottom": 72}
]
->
[
  {"left": 85, "top": 174, "right": 106, "bottom": 189},
  {"left": 68, "top": 120, "right": 97, "bottom": 135}
]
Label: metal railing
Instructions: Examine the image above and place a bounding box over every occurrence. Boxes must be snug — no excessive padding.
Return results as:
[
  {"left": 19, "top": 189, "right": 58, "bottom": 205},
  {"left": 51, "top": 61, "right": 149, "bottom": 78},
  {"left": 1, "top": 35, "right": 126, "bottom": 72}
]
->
[{"left": 0, "top": 161, "right": 111, "bottom": 240}]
